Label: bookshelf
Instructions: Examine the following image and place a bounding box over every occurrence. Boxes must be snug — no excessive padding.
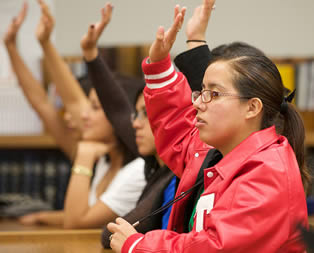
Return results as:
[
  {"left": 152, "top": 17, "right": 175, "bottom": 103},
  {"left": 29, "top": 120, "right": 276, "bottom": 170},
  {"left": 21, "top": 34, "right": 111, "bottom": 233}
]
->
[
  {"left": 273, "top": 58, "right": 314, "bottom": 148},
  {"left": 0, "top": 134, "right": 57, "bottom": 149}
]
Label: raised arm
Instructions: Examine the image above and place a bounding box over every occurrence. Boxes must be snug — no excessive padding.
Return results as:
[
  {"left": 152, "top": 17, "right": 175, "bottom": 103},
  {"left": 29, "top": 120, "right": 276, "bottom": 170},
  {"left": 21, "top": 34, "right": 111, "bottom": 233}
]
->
[
  {"left": 148, "top": 5, "right": 186, "bottom": 63},
  {"left": 174, "top": 0, "right": 215, "bottom": 91},
  {"left": 142, "top": 6, "right": 206, "bottom": 178},
  {"left": 81, "top": 4, "right": 141, "bottom": 157},
  {"left": 80, "top": 3, "right": 112, "bottom": 61},
  {"left": 36, "top": 0, "right": 89, "bottom": 130},
  {"left": 107, "top": 7, "right": 190, "bottom": 251},
  {"left": 3, "top": 2, "right": 77, "bottom": 159},
  {"left": 185, "top": 0, "right": 214, "bottom": 49}
]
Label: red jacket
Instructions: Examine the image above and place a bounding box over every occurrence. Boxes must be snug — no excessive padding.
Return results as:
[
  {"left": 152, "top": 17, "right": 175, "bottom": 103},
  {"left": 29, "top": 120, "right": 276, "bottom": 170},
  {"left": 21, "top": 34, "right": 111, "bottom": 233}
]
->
[{"left": 122, "top": 55, "right": 308, "bottom": 253}]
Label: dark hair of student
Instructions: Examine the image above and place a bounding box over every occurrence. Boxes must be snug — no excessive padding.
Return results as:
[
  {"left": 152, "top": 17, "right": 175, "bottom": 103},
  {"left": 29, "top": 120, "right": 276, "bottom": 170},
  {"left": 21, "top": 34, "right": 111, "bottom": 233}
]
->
[
  {"left": 209, "top": 42, "right": 311, "bottom": 193},
  {"left": 77, "top": 74, "right": 132, "bottom": 164},
  {"left": 88, "top": 72, "right": 144, "bottom": 166},
  {"left": 133, "top": 85, "right": 161, "bottom": 180},
  {"left": 298, "top": 223, "right": 314, "bottom": 252},
  {"left": 79, "top": 75, "right": 131, "bottom": 163},
  {"left": 112, "top": 73, "right": 146, "bottom": 166}
]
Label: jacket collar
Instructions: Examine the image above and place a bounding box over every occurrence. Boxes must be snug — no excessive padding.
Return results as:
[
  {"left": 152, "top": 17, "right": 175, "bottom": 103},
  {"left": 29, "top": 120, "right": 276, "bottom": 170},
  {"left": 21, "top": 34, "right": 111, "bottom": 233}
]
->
[{"left": 213, "top": 126, "right": 280, "bottom": 179}]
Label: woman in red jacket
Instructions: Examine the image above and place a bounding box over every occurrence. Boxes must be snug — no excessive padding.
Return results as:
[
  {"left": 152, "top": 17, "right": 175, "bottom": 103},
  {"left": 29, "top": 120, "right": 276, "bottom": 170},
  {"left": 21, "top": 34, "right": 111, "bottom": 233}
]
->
[{"left": 108, "top": 0, "right": 310, "bottom": 252}]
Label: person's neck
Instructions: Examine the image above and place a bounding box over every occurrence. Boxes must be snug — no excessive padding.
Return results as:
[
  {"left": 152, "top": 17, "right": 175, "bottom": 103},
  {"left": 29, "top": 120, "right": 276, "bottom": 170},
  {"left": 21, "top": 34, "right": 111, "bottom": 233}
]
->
[
  {"left": 219, "top": 125, "right": 261, "bottom": 157},
  {"left": 108, "top": 146, "right": 124, "bottom": 171}
]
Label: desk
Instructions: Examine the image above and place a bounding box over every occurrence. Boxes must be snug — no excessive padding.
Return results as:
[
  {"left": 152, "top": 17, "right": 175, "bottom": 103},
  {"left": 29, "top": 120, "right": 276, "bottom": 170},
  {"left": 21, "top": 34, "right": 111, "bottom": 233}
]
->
[
  {"left": 0, "top": 218, "right": 61, "bottom": 231},
  {"left": 0, "top": 219, "right": 112, "bottom": 253}
]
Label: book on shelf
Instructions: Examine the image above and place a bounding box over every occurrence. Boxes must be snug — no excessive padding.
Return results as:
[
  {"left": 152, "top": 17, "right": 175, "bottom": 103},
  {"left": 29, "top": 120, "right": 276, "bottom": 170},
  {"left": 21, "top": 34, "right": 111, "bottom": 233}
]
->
[
  {"left": 296, "top": 62, "right": 311, "bottom": 111},
  {"left": 55, "top": 159, "right": 71, "bottom": 209},
  {"left": 43, "top": 157, "right": 57, "bottom": 207},
  {"left": 22, "top": 153, "right": 35, "bottom": 196},
  {"left": 309, "top": 62, "right": 314, "bottom": 110},
  {"left": 0, "top": 154, "right": 10, "bottom": 194},
  {"left": 0, "top": 149, "right": 71, "bottom": 210},
  {"left": 276, "top": 63, "right": 295, "bottom": 95},
  {"left": 32, "top": 160, "right": 43, "bottom": 199},
  {"left": 295, "top": 60, "right": 314, "bottom": 111},
  {"left": 9, "top": 161, "right": 22, "bottom": 194},
  {"left": 275, "top": 59, "right": 314, "bottom": 112}
]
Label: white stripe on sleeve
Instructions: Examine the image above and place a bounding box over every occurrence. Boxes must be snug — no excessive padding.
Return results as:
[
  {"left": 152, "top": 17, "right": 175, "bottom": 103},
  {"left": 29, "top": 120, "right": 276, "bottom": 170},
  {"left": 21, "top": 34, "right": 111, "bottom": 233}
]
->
[
  {"left": 144, "top": 64, "right": 174, "bottom": 80},
  {"left": 146, "top": 73, "right": 178, "bottom": 89},
  {"left": 128, "top": 236, "right": 144, "bottom": 253}
]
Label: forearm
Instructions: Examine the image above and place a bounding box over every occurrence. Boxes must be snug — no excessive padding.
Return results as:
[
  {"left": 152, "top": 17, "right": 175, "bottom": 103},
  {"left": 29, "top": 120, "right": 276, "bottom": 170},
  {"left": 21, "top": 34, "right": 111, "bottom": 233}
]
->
[
  {"left": 40, "top": 40, "right": 89, "bottom": 116},
  {"left": 82, "top": 46, "right": 98, "bottom": 62},
  {"left": 6, "top": 43, "right": 77, "bottom": 159},
  {"left": 37, "top": 210, "right": 64, "bottom": 226},
  {"left": 6, "top": 44, "right": 49, "bottom": 108},
  {"left": 63, "top": 150, "right": 95, "bottom": 228},
  {"left": 86, "top": 55, "right": 139, "bottom": 156},
  {"left": 143, "top": 55, "right": 197, "bottom": 177}
]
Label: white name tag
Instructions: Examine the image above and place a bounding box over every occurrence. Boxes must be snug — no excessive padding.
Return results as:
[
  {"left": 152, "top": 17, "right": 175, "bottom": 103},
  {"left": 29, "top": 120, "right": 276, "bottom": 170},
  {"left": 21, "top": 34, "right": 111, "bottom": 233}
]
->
[{"left": 195, "top": 193, "right": 215, "bottom": 232}]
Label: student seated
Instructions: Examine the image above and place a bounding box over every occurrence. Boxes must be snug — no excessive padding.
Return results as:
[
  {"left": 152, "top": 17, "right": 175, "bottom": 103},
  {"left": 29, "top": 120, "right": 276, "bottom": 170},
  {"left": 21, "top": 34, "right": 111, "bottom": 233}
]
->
[
  {"left": 4, "top": 0, "right": 146, "bottom": 228},
  {"left": 79, "top": 6, "right": 176, "bottom": 246},
  {"left": 107, "top": 0, "right": 309, "bottom": 252}
]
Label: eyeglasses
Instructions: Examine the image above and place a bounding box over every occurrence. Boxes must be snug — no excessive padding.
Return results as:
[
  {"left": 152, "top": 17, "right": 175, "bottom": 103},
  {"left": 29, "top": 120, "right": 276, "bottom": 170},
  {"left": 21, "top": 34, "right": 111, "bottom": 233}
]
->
[
  {"left": 130, "top": 108, "right": 147, "bottom": 123},
  {"left": 191, "top": 89, "right": 250, "bottom": 104}
]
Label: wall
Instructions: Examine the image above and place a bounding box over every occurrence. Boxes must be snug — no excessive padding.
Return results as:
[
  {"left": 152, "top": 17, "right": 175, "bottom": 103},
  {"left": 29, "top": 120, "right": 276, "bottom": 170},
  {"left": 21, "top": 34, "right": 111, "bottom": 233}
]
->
[{"left": 55, "top": 0, "right": 314, "bottom": 57}]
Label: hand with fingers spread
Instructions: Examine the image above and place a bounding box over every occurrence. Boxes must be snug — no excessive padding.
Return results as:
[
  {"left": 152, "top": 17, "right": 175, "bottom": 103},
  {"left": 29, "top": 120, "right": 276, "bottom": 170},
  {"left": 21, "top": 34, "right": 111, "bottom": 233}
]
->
[
  {"left": 186, "top": 0, "right": 216, "bottom": 49},
  {"left": 149, "top": 5, "right": 186, "bottom": 63},
  {"left": 81, "top": 3, "right": 113, "bottom": 61},
  {"left": 107, "top": 217, "right": 137, "bottom": 253},
  {"left": 36, "top": 0, "right": 55, "bottom": 44},
  {"left": 4, "top": 2, "right": 28, "bottom": 47}
]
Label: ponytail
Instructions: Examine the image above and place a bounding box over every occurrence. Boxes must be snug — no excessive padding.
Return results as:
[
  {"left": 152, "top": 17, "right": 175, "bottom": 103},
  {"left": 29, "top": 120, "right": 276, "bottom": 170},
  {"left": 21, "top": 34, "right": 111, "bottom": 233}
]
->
[{"left": 282, "top": 104, "right": 311, "bottom": 194}]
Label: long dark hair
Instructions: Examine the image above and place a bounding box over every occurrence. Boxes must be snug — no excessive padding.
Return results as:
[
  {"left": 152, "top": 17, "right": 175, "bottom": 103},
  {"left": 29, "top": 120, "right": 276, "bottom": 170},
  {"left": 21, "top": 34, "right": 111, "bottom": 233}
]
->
[
  {"left": 209, "top": 42, "right": 311, "bottom": 193},
  {"left": 133, "top": 87, "right": 161, "bottom": 180},
  {"left": 110, "top": 73, "right": 146, "bottom": 166}
]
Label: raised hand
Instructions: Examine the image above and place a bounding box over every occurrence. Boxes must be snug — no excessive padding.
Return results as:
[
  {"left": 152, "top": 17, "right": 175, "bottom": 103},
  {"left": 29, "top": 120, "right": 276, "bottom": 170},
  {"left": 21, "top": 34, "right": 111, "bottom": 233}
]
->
[
  {"left": 185, "top": 0, "right": 216, "bottom": 49},
  {"left": 36, "top": 0, "right": 55, "bottom": 44},
  {"left": 149, "top": 5, "right": 186, "bottom": 63},
  {"left": 4, "top": 2, "right": 28, "bottom": 46},
  {"left": 81, "top": 2, "right": 113, "bottom": 61}
]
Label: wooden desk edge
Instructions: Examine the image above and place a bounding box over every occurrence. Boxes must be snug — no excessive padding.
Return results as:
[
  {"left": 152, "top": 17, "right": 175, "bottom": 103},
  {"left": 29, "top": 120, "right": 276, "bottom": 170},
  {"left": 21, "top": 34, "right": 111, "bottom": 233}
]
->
[{"left": 0, "top": 229, "right": 102, "bottom": 237}]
